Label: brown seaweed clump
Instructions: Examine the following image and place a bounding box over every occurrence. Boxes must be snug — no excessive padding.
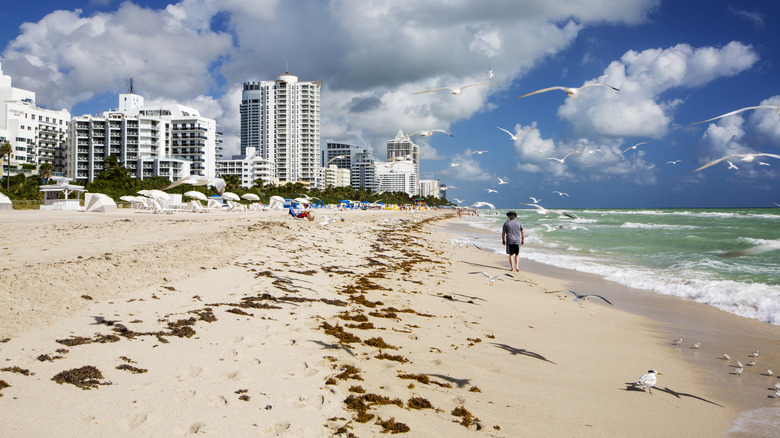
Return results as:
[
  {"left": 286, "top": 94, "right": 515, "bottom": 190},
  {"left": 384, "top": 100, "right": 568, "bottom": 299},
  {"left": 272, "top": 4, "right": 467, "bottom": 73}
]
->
[
  {"left": 349, "top": 385, "right": 366, "bottom": 394},
  {"left": 335, "top": 365, "right": 364, "bottom": 381},
  {"left": 451, "top": 405, "right": 478, "bottom": 428},
  {"left": 116, "top": 364, "right": 148, "bottom": 374},
  {"left": 376, "top": 417, "right": 410, "bottom": 434},
  {"left": 407, "top": 397, "right": 433, "bottom": 410},
  {"left": 363, "top": 337, "right": 398, "bottom": 350},
  {"left": 321, "top": 322, "right": 361, "bottom": 345},
  {"left": 0, "top": 366, "right": 32, "bottom": 376},
  {"left": 336, "top": 312, "right": 369, "bottom": 322},
  {"left": 0, "top": 380, "right": 10, "bottom": 396},
  {"left": 52, "top": 366, "right": 111, "bottom": 390},
  {"left": 397, "top": 373, "right": 429, "bottom": 384},
  {"left": 375, "top": 353, "right": 409, "bottom": 363},
  {"left": 346, "top": 322, "right": 375, "bottom": 330}
]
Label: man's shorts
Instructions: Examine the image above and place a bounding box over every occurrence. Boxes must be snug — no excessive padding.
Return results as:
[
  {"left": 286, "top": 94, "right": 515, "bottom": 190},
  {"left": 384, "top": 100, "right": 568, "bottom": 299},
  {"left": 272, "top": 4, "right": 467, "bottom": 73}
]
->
[{"left": 506, "top": 244, "right": 520, "bottom": 255}]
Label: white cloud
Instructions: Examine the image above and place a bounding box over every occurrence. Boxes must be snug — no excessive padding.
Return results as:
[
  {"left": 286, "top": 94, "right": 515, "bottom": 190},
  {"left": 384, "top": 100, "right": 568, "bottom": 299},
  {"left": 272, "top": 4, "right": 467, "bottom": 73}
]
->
[{"left": 558, "top": 42, "right": 759, "bottom": 138}]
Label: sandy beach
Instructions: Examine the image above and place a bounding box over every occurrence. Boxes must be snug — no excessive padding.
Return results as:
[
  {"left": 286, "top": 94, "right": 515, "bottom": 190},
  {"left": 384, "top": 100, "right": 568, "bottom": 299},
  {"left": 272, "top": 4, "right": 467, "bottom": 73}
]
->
[{"left": 1, "top": 208, "right": 779, "bottom": 437}]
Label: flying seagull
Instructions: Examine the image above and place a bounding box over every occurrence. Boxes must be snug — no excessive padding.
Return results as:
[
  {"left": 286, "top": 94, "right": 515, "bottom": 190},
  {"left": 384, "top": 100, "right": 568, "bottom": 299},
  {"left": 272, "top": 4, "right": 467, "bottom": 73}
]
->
[
  {"left": 453, "top": 198, "right": 465, "bottom": 203},
  {"left": 470, "top": 271, "right": 514, "bottom": 286},
  {"left": 517, "top": 83, "right": 619, "bottom": 100},
  {"left": 496, "top": 126, "right": 536, "bottom": 141},
  {"left": 545, "top": 289, "right": 613, "bottom": 305},
  {"left": 621, "top": 142, "right": 648, "bottom": 154},
  {"left": 547, "top": 147, "right": 580, "bottom": 164},
  {"left": 666, "top": 160, "right": 682, "bottom": 165},
  {"left": 634, "top": 370, "right": 662, "bottom": 393},
  {"left": 471, "top": 150, "right": 489, "bottom": 155},
  {"left": 449, "top": 163, "right": 462, "bottom": 167},
  {"left": 486, "top": 189, "right": 498, "bottom": 193},
  {"left": 529, "top": 196, "right": 542, "bottom": 203},
  {"left": 400, "top": 129, "right": 454, "bottom": 140},
  {"left": 413, "top": 82, "right": 500, "bottom": 95},
  {"left": 519, "top": 203, "right": 578, "bottom": 219},
  {"left": 471, "top": 201, "right": 496, "bottom": 210},
  {"left": 727, "top": 161, "right": 739, "bottom": 170},
  {"left": 692, "top": 105, "right": 780, "bottom": 124},
  {"left": 488, "top": 68, "right": 495, "bottom": 79},
  {"left": 552, "top": 191, "right": 569, "bottom": 197},
  {"left": 690, "top": 153, "right": 780, "bottom": 173},
  {"left": 497, "top": 177, "right": 509, "bottom": 185}
]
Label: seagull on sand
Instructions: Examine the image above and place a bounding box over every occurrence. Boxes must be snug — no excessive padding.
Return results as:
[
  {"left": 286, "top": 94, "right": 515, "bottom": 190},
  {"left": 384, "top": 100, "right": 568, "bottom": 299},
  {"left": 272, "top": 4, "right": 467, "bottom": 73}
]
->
[
  {"left": 751, "top": 351, "right": 759, "bottom": 357},
  {"left": 516, "top": 83, "right": 619, "bottom": 100},
  {"left": 552, "top": 191, "right": 569, "bottom": 197},
  {"left": 734, "top": 366, "right": 744, "bottom": 375},
  {"left": 413, "top": 82, "right": 500, "bottom": 95},
  {"left": 736, "top": 361, "right": 744, "bottom": 368},
  {"left": 498, "top": 177, "right": 509, "bottom": 185},
  {"left": 691, "top": 342, "right": 701, "bottom": 349},
  {"left": 634, "top": 370, "right": 662, "bottom": 393},
  {"left": 470, "top": 271, "right": 514, "bottom": 286},
  {"left": 547, "top": 147, "right": 580, "bottom": 164},
  {"left": 497, "top": 126, "right": 536, "bottom": 141},
  {"left": 691, "top": 153, "right": 780, "bottom": 173},
  {"left": 747, "top": 360, "right": 757, "bottom": 367},
  {"left": 766, "top": 369, "right": 773, "bottom": 376},
  {"left": 672, "top": 338, "right": 683, "bottom": 346},
  {"left": 621, "top": 142, "right": 648, "bottom": 155},
  {"left": 545, "top": 290, "right": 613, "bottom": 305},
  {"left": 722, "top": 353, "right": 731, "bottom": 360},
  {"left": 691, "top": 105, "right": 780, "bottom": 124},
  {"left": 400, "top": 129, "right": 454, "bottom": 140}
]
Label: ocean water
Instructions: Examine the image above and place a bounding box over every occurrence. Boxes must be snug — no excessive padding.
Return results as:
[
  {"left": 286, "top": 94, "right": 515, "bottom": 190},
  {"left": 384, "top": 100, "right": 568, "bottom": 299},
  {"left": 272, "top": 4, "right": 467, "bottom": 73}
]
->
[{"left": 450, "top": 208, "right": 780, "bottom": 324}]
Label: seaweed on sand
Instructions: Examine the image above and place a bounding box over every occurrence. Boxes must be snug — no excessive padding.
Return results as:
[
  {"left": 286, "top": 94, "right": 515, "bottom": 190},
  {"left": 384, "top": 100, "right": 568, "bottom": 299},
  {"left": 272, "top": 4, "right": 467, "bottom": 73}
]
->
[
  {"left": 407, "top": 397, "right": 433, "bottom": 410},
  {"left": 321, "top": 322, "right": 361, "bottom": 345},
  {"left": 376, "top": 417, "right": 410, "bottom": 434},
  {"left": 375, "top": 353, "right": 408, "bottom": 363},
  {"left": 52, "top": 366, "right": 111, "bottom": 390},
  {"left": 363, "top": 337, "right": 398, "bottom": 350},
  {"left": 451, "top": 405, "right": 479, "bottom": 428},
  {"left": 116, "top": 364, "right": 147, "bottom": 374}
]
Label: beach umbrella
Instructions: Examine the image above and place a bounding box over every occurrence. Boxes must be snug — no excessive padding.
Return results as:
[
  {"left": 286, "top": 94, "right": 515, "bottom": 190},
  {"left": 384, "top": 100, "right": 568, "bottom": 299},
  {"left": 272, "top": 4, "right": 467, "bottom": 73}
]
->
[
  {"left": 184, "top": 191, "right": 208, "bottom": 201},
  {"left": 222, "top": 192, "right": 240, "bottom": 201},
  {"left": 294, "top": 197, "right": 310, "bottom": 204},
  {"left": 241, "top": 193, "right": 260, "bottom": 201},
  {"left": 165, "top": 175, "right": 226, "bottom": 194}
]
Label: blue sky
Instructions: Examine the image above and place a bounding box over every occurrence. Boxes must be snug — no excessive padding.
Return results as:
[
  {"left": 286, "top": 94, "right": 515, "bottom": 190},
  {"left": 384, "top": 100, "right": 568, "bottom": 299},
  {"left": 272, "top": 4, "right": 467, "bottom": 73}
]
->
[{"left": 1, "top": 0, "right": 778, "bottom": 208}]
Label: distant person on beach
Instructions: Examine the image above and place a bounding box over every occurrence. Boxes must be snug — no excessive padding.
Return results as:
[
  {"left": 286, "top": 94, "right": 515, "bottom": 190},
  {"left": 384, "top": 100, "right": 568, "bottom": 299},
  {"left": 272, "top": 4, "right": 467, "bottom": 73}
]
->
[
  {"left": 289, "top": 204, "right": 314, "bottom": 221},
  {"left": 501, "top": 211, "right": 524, "bottom": 271}
]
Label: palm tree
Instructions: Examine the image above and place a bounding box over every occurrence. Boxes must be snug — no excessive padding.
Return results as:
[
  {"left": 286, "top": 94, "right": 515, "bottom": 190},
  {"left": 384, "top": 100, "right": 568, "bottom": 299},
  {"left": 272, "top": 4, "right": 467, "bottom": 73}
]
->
[
  {"left": 222, "top": 174, "right": 241, "bottom": 191},
  {"left": 38, "top": 162, "right": 53, "bottom": 184},
  {"left": 0, "top": 141, "right": 11, "bottom": 191}
]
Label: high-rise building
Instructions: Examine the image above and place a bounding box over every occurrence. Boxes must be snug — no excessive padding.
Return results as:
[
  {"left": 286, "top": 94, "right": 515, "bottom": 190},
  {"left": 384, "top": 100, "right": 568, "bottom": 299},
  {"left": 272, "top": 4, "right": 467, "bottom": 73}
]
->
[
  {"left": 240, "top": 72, "right": 321, "bottom": 186},
  {"left": 216, "top": 147, "right": 275, "bottom": 188},
  {"left": 375, "top": 160, "right": 418, "bottom": 196},
  {"left": 387, "top": 130, "right": 419, "bottom": 180},
  {"left": 0, "top": 62, "right": 71, "bottom": 176},
  {"left": 419, "top": 179, "right": 442, "bottom": 198}
]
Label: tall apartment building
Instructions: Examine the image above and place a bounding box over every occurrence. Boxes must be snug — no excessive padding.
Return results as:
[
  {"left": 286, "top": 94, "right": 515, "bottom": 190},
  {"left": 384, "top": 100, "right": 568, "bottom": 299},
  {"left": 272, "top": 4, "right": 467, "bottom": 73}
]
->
[
  {"left": 0, "top": 62, "right": 71, "bottom": 175},
  {"left": 321, "top": 141, "right": 378, "bottom": 191},
  {"left": 375, "top": 160, "right": 418, "bottom": 197},
  {"left": 240, "top": 73, "right": 321, "bottom": 186},
  {"left": 67, "top": 90, "right": 221, "bottom": 182},
  {"left": 387, "top": 130, "right": 420, "bottom": 180},
  {"left": 419, "top": 179, "right": 442, "bottom": 198},
  {"left": 66, "top": 112, "right": 190, "bottom": 182}
]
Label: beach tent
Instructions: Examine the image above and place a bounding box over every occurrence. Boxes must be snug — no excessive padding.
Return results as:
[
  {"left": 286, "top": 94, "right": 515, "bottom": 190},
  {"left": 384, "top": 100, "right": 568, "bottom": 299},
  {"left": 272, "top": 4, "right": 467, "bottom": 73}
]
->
[
  {"left": 183, "top": 191, "right": 208, "bottom": 201},
  {"left": 241, "top": 193, "right": 260, "bottom": 201},
  {"left": 85, "top": 193, "right": 118, "bottom": 213},
  {"left": 268, "top": 196, "right": 285, "bottom": 210},
  {"left": 0, "top": 192, "right": 12, "bottom": 210}
]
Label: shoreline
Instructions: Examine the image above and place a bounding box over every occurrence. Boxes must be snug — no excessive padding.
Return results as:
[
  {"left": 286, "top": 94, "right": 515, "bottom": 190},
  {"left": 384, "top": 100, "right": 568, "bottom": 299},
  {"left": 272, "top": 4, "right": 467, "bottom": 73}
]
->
[{"left": 0, "top": 209, "right": 777, "bottom": 436}]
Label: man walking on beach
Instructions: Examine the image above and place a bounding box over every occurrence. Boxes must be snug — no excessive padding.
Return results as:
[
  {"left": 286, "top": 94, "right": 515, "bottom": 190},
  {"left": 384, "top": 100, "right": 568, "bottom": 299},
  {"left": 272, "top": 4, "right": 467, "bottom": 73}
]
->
[{"left": 501, "top": 211, "right": 524, "bottom": 272}]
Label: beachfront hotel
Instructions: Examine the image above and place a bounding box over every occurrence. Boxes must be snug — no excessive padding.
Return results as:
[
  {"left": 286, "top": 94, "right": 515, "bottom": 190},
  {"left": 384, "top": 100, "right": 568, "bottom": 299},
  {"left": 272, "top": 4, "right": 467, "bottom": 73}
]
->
[
  {"left": 375, "top": 159, "right": 418, "bottom": 197},
  {"left": 321, "top": 141, "right": 378, "bottom": 190},
  {"left": 0, "top": 62, "right": 71, "bottom": 176},
  {"left": 240, "top": 73, "right": 321, "bottom": 187},
  {"left": 216, "top": 146, "right": 275, "bottom": 188},
  {"left": 387, "top": 130, "right": 420, "bottom": 183},
  {"left": 66, "top": 88, "right": 221, "bottom": 182}
]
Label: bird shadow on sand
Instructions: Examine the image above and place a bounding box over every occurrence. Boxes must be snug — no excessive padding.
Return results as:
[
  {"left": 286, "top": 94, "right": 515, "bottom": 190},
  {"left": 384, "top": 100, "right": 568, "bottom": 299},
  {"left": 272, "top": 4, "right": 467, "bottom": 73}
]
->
[
  {"left": 427, "top": 373, "right": 471, "bottom": 388},
  {"left": 309, "top": 340, "right": 355, "bottom": 356},
  {"left": 491, "top": 342, "right": 556, "bottom": 364},
  {"left": 429, "top": 293, "right": 481, "bottom": 305},
  {"left": 623, "top": 384, "right": 723, "bottom": 407}
]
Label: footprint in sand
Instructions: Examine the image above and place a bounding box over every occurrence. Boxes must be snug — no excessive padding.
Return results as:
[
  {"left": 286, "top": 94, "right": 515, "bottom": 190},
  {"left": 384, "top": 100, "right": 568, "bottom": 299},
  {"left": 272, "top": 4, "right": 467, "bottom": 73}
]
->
[
  {"left": 287, "top": 395, "right": 325, "bottom": 410},
  {"left": 177, "top": 390, "right": 197, "bottom": 402},
  {"left": 232, "top": 336, "right": 246, "bottom": 344},
  {"left": 224, "top": 370, "right": 241, "bottom": 381},
  {"left": 187, "top": 421, "right": 207, "bottom": 435},
  {"left": 124, "top": 413, "right": 148, "bottom": 430},
  {"left": 187, "top": 366, "right": 205, "bottom": 378},
  {"left": 208, "top": 395, "right": 228, "bottom": 407},
  {"left": 221, "top": 349, "right": 239, "bottom": 360}
]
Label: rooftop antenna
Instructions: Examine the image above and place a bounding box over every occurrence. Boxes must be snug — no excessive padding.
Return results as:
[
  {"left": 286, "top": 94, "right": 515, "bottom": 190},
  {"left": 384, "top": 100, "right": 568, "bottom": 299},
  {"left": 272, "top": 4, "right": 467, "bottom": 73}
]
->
[{"left": 128, "top": 78, "right": 136, "bottom": 94}]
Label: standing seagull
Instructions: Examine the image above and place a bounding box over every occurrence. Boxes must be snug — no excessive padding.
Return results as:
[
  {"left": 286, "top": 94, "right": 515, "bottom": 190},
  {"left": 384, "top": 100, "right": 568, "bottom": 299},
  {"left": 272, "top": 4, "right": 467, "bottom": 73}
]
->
[
  {"left": 691, "top": 105, "right": 780, "bottom": 124},
  {"left": 413, "top": 82, "right": 500, "bottom": 95},
  {"left": 545, "top": 290, "right": 612, "bottom": 305},
  {"left": 634, "top": 370, "right": 662, "bottom": 394},
  {"left": 691, "top": 153, "right": 780, "bottom": 173},
  {"left": 470, "top": 271, "right": 514, "bottom": 286},
  {"left": 517, "top": 83, "right": 619, "bottom": 100},
  {"left": 497, "top": 126, "right": 536, "bottom": 141}
]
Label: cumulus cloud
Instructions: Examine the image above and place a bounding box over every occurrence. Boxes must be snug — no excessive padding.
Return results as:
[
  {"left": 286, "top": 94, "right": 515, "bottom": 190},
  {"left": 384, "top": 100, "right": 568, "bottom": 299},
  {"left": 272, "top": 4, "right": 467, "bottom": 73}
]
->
[
  {"left": 558, "top": 42, "right": 759, "bottom": 138},
  {"left": 440, "top": 149, "right": 492, "bottom": 182}
]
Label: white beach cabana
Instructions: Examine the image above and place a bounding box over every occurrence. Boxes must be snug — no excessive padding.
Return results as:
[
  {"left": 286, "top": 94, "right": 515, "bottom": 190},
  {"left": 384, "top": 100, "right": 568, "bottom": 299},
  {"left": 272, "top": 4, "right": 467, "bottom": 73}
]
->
[
  {"left": 85, "top": 193, "right": 118, "bottom": 213},
  {"left": 39, "top": 178, "right": 87, "bottom": 211},
  {"left": 268, "top": 195, "right": 285, "bottom": 210},
  {"left": 0, "top": 192, "right": 12, "bottom": 210}
]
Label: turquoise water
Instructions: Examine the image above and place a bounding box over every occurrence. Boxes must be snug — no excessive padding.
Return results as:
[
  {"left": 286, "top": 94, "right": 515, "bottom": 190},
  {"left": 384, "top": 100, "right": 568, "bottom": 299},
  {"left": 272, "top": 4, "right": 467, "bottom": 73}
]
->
[{"left": 452, "top": 208, "right": 780, "bottom": 324}]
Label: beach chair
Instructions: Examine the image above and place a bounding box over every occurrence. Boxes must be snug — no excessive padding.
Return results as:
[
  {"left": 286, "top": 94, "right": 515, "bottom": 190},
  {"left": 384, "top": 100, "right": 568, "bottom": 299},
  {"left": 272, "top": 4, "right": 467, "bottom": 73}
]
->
[
  {"left": 207, "top": 198, "right": 225, "bottom": 211},
  {"left": 150, "top": 198, "right": 175, "bottom": 214},
  {"left": 227, "top": 200, "right": 247, "bottom": 212},
  {"left": 189, "top": 200, "right": 212, "bottom": 213}
]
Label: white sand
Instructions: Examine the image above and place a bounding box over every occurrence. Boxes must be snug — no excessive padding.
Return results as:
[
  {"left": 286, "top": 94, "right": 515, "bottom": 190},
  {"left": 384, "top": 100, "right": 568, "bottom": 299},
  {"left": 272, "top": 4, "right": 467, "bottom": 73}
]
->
[{"left": 0, "top": 208, "right": 778, "bottom": 437}]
